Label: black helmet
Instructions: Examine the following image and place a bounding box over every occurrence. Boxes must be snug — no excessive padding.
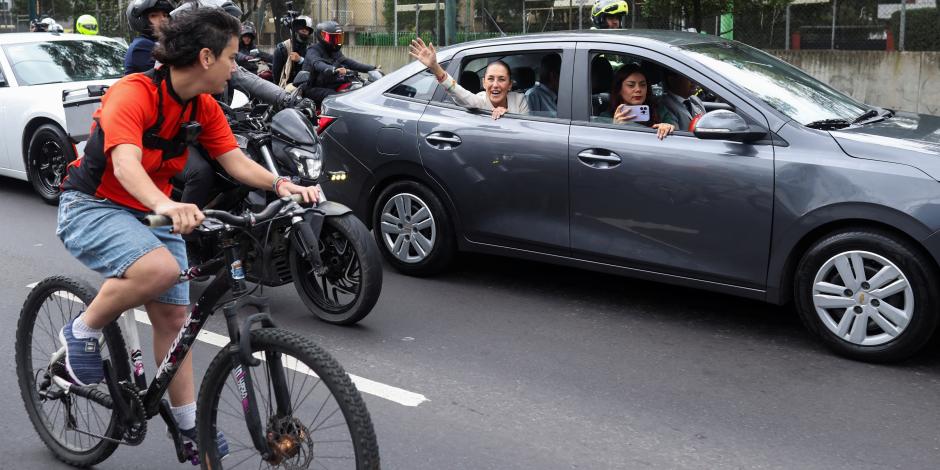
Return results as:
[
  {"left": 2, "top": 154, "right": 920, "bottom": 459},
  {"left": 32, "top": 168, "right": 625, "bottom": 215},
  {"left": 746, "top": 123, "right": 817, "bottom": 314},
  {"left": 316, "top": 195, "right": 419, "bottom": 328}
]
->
[
  {"left": 170, "top": 0, "right": 242, "bottom": 19},
  {"left": 591, "top": 0, "right": 629, "bottom": 29},
  {"left": 240, "top": 21, "right": 256, "bottom": 39},
  {"left": 291, "top": 15, "right": 314, "bottom": 45},
  {"left": 127, "top": 0, "right": 176, "bottom": 34},
  {"left": 315, "top": 20, "right": 344, "bottom": 51}
]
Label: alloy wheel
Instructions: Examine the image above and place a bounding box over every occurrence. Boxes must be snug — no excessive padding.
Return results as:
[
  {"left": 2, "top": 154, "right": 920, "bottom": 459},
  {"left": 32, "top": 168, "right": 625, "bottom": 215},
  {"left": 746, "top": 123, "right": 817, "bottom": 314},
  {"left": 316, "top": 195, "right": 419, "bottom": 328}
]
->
[
  {"left": 379, "top": 193, "right": 436, "bottom": 264},
  {"left": 811, "top": 250, "right": 914, "bottom": 347}
]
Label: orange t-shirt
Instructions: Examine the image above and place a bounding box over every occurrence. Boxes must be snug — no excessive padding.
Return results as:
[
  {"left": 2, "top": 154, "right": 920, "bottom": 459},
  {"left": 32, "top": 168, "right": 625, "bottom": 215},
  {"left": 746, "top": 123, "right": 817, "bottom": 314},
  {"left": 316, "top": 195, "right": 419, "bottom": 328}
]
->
[{"left": 63, "top": 70, "right": 237, "bottom": 212}]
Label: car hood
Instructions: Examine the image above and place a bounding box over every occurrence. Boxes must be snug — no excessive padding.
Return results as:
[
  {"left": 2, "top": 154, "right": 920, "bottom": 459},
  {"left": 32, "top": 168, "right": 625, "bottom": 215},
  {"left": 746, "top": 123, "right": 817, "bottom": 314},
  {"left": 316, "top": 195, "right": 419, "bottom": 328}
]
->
[{"left": 831, "top": 111, "right": 940, "bottom": 180}]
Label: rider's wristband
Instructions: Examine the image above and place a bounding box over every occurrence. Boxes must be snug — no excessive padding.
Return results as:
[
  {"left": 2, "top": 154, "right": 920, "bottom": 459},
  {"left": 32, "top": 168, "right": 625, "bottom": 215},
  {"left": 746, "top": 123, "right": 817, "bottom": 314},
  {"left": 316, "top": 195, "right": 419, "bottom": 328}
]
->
[{"left": 272, "top": 176, "right": 290, "bottom": 194}]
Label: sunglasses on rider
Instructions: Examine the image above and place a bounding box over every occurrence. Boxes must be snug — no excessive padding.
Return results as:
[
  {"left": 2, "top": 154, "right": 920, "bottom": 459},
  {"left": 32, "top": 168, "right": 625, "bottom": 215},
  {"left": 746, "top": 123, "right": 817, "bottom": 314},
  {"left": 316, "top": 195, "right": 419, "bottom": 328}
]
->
[{"left": 320, "top": 31, "right": 343, "bottom": 47}]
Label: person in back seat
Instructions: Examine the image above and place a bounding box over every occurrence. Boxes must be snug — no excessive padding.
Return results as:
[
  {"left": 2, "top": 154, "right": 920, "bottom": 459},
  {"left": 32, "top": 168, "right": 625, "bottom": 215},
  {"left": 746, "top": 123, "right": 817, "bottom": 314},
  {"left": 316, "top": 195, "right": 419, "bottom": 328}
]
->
[
  {"left": 525, "top": 54, "right": 561, "bottom": 117},
  {"left": 410, "top": 37, "right": 529, "bottom": 120}
]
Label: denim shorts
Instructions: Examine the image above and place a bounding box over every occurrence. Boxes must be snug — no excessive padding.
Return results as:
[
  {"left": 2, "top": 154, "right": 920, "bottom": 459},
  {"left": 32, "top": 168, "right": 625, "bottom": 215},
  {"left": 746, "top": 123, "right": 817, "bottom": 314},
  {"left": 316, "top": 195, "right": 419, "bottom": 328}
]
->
[{"left": 56, "top": 190, "right": 189, "bottom": 305}]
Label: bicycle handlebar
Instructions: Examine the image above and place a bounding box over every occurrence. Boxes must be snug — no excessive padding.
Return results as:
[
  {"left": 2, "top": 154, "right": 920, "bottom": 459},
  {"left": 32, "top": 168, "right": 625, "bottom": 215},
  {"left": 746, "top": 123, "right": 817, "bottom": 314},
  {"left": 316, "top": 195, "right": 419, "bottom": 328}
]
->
[{"left": 141, "top": 194, "right": 306, "bottom": 228}]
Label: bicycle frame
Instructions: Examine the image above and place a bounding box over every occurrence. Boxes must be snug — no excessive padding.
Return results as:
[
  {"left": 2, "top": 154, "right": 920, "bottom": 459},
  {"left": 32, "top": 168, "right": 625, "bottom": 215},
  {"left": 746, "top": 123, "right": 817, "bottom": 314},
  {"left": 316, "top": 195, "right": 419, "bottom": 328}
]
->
[{"left": 56, "top": 225, "right": 297, "bottom": 459}]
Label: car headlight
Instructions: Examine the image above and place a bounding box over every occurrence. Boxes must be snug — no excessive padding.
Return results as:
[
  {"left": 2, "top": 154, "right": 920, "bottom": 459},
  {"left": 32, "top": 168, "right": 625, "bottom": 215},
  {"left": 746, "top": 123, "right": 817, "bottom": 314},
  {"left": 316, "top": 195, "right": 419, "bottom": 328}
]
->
[{"left": 287, "top": 147, "right": 321, "bottom": 179}]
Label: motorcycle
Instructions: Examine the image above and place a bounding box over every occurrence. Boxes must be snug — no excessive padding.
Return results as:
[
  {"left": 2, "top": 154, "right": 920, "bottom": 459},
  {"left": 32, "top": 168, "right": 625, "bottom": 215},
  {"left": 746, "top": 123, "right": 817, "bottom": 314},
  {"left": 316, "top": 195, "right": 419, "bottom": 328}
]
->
[{"left": 177, "top": 97, "right": 383, "bottom": 325}]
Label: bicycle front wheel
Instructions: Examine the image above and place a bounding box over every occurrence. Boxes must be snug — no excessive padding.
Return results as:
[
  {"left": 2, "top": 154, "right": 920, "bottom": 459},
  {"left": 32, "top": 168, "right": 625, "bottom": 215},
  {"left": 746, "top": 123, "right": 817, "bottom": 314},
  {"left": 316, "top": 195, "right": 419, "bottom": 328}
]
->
[
  {"left": 15, "top": 276, "right": 130, "bottom": 467},
  {"left": 198, "top": 328, "right": 379, "bottom": 469}
]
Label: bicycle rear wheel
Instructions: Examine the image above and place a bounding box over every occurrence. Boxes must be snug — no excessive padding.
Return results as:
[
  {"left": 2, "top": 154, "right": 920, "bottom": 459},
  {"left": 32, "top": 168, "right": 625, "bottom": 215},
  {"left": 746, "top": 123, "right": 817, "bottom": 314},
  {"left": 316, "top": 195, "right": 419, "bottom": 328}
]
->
[
  {"left": 198, "top": 328, "right": 379, "bottom": 469},
  {"left": 15, "top": 276, "right": 130, "bottom": 467}
]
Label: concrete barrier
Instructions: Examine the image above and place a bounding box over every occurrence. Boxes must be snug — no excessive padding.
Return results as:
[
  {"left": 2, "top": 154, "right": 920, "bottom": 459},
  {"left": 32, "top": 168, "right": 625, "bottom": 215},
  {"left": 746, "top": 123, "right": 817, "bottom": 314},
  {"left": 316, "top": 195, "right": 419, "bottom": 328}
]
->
[{"left": 341, "top": 46, "right": 940, "bottom": 115}]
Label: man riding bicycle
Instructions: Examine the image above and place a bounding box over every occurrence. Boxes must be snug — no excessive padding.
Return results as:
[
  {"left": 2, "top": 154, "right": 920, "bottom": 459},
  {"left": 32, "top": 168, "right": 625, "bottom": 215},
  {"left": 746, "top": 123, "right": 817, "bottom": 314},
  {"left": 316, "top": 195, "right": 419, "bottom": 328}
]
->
[{"left": 57, "top": 6, "right": 319, "bottom": 455}]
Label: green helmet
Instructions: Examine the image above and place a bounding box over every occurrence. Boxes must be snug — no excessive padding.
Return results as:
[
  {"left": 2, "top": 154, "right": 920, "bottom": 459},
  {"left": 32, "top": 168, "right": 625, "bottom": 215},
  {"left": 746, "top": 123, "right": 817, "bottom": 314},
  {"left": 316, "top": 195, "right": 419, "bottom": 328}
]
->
[
  {"left": 591, "top": 0, "right": 629, "bottom": 29},
  {"left": 76, "top": 14, "right": 98, "bottom": 35}
]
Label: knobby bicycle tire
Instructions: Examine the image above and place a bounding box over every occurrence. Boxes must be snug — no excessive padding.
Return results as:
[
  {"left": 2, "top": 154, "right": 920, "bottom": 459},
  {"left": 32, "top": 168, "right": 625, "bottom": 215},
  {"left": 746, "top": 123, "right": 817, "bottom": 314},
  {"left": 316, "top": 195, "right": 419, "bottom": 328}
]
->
[
  {"left": 15, "top": 276, "right": 131, "bottom": 468},
  {"left": 197, "top": 327, "right": 380, "bottom": 469}
]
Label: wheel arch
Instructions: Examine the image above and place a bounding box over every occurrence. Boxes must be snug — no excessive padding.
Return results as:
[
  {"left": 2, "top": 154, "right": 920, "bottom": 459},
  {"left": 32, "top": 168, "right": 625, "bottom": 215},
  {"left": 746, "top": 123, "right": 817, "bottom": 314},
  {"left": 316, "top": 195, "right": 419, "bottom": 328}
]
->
[
  {"left": 362, "top": 161, "right": 463, "bottom": 236},
  {"left": 767, "top": 205, "right": 940, "bottom": 306},
  {"left": 21, "top": 117, "right": 67, "bottom": 178}
]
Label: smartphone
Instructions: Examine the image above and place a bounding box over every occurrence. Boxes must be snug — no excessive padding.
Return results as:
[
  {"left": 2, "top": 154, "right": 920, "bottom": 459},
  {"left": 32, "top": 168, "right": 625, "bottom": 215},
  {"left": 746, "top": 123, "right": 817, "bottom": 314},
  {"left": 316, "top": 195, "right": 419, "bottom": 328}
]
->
[{"left": 617, "top": 104, "right": 650, "bottom": 123}]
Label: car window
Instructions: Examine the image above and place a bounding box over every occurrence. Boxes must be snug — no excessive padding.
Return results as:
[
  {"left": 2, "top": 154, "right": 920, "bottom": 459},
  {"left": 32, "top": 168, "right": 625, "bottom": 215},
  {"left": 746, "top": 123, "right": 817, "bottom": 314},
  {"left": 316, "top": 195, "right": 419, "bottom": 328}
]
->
[
  {"left": 437, "top": 51, "right": 563, "bottom": 119},
  {"left": 386, "top": 61, "right": 450, "bottom": 102},
  {"left": 680, "top": 42, "right": 867, "bottom": 125},
  {"left": 587, "top": 51, "right": 729, "bottom": 132},
  {"left": 2, "top": 40, "right": 126, "bottom": 86}
]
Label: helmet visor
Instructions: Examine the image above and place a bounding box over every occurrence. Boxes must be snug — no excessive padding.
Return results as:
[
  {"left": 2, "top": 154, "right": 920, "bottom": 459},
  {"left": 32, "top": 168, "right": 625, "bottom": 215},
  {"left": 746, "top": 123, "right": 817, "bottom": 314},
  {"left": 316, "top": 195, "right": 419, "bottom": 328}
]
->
[
  {"left": 320, "top": 30, "right": 343, "bottom": 47},
  {"left": 80, "top": 23, "right": 98, "bottom": 32}
]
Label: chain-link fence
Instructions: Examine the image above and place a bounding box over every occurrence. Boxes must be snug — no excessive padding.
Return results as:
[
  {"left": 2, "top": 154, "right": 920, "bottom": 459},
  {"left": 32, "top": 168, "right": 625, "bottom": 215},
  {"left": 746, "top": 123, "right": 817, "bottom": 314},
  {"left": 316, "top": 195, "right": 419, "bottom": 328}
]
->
[
  {"left": 345, "top": 0, "right": 938, "bottom": 51},
  {"left": 2, "top": 0, "right": 936, "bottom": 51},
  {"left": 0, "top": 0, "right": 130, "bottom": 36}
]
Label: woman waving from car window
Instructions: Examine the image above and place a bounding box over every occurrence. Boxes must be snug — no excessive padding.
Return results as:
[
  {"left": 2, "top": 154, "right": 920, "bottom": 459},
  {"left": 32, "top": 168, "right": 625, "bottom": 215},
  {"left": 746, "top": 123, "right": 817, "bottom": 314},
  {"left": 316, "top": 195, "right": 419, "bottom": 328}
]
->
[{"left": 409, "top": 37, "right": 528, "bottom": 120}]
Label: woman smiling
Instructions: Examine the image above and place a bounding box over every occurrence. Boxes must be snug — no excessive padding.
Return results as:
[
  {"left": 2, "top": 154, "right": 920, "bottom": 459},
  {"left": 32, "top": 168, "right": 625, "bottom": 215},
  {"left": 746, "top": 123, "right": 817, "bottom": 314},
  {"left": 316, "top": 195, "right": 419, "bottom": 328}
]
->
[{"left": 409, "top": 37, "right": 529, "bottom": 120}]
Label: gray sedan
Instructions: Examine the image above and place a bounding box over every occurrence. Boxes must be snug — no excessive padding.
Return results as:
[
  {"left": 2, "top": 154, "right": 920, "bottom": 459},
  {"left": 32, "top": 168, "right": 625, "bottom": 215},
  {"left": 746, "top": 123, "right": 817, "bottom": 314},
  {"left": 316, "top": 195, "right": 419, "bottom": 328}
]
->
[{"left": 317, "top": 30, "right": 940, "bottom": 363}]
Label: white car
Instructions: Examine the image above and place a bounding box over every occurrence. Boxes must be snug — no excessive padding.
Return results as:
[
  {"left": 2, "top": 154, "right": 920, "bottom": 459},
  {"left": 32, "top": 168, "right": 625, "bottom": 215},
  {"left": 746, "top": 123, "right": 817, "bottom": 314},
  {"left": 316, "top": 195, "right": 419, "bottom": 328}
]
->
[{"left": 0, "top": 33, "right": 125, "bottom": 203}]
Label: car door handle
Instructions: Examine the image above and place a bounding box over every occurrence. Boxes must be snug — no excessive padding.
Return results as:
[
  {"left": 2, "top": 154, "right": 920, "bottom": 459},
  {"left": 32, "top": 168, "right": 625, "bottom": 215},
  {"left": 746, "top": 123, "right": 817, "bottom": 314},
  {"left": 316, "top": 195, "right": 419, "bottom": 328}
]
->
[
  {"left": 426, "top": 132, "right": 462, "bottom": 148},
  {"left": 577, "top": 149, "right": 622, "bottom": 168}
]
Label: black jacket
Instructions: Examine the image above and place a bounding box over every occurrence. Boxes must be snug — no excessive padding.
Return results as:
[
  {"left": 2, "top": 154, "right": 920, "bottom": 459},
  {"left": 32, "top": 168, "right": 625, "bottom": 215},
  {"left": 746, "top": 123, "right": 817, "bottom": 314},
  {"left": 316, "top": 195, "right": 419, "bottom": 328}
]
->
[
  {"left": 237, "top": 41, "right": 274, "bottom": 74},
  {"left": 301, "top": 42, "right": 375, "bottom": 89}
]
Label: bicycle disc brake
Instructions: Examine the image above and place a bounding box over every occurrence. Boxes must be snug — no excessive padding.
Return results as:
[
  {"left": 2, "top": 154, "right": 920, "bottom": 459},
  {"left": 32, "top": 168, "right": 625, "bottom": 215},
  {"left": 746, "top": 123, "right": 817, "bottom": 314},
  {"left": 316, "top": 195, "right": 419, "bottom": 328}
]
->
[{"left": 265, "top": 415, "right": 314, "bottom": 467}]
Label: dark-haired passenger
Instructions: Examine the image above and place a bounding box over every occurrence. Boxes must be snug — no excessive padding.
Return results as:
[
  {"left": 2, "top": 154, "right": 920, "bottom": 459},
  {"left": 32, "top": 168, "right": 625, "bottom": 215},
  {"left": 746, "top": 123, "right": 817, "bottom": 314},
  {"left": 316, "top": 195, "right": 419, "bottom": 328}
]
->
[
  {"left": 56, "top": 7, "right": 320, "bottom": 455},
  {"left": 409, "top": 37, "right": 528, "bottom": 120}
]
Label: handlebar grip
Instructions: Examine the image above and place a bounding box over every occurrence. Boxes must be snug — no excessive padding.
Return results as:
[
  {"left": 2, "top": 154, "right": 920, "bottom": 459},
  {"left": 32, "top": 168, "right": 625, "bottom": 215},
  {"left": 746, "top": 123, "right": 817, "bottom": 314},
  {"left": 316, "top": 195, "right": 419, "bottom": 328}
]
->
[{"left": 141, "top": 214, "right": 172, "bottom": 227}]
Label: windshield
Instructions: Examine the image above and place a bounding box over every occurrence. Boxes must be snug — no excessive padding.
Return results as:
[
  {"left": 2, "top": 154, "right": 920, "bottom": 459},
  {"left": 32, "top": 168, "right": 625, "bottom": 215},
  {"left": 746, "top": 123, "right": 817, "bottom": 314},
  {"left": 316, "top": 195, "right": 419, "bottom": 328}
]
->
[
  {"left": 680, "top": 42, "right": 868, "bottom": 125},
  {"left": 2, "top": 40, "right": 126, "bottom": 86}
]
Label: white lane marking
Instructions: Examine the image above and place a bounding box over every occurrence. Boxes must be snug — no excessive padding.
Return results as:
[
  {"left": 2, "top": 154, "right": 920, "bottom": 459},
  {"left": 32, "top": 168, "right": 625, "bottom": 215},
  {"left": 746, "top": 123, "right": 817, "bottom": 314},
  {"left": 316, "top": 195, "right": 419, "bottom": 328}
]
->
[{"left": 30, "top": 282, "right": 429, "bottom": 407}]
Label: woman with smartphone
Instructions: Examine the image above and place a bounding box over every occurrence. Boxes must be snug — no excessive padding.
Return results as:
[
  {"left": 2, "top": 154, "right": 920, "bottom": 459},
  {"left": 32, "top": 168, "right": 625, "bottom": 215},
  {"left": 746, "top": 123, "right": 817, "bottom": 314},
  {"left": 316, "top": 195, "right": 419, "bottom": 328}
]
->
[{"left": 604, "top": 63, "right": 676, "bottom": 140}]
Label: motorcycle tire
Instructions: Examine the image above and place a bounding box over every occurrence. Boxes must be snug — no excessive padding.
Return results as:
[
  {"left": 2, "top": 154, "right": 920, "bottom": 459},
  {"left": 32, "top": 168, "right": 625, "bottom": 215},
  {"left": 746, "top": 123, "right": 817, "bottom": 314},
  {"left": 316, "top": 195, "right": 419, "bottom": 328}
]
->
[{"left": 289, "top": 213, "right": 383, "bottom": 325}]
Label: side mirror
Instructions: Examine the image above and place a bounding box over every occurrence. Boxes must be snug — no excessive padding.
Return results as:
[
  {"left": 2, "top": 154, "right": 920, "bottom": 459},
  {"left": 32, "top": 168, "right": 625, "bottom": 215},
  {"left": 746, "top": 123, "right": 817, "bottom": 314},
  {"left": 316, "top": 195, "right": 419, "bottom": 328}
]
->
[
  {"left": 292, "top": 70, "right": 310, "bottom": 88},
  {"left": 693, "top": 110, "right": 766, "bottom": 142}
]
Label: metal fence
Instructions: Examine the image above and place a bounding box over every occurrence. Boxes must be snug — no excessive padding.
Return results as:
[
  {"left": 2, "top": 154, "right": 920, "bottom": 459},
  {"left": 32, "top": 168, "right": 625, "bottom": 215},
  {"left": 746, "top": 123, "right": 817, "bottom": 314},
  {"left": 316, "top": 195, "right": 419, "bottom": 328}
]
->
[{"left": 2, "top": 0, "right": 936, "bottom": 51}]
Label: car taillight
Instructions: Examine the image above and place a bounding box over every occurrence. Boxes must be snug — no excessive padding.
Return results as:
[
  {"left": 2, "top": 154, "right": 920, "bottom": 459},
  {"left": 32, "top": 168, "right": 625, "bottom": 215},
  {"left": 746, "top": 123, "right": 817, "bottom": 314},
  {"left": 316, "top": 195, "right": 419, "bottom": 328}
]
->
[{"left": 317, "top": 116, "right": 337, "bottom": 135}]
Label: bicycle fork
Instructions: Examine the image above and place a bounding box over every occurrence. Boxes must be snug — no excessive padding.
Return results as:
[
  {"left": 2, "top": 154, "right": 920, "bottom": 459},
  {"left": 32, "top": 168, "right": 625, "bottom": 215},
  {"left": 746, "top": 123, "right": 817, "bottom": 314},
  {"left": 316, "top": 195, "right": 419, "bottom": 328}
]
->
[{"left": 220, "top": 241, "right": 297, "bottom": 463}]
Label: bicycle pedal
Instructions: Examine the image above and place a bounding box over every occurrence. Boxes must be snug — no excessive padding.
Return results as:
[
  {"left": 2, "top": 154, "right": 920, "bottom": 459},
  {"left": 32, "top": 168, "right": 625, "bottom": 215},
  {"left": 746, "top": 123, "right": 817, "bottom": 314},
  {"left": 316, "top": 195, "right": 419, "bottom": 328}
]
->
[{"left": 184, "top": 442, "right": 200, "bottom": 466}]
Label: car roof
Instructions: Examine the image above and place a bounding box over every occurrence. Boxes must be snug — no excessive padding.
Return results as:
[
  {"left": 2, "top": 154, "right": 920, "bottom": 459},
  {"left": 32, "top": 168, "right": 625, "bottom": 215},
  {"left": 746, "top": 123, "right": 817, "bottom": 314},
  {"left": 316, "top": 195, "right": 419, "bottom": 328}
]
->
[
  {"left": 440, "top": 29, "right": 727, "bottom": 51},
  {"left": 0, "top": 33, "right": 121, "bottom": 45}
]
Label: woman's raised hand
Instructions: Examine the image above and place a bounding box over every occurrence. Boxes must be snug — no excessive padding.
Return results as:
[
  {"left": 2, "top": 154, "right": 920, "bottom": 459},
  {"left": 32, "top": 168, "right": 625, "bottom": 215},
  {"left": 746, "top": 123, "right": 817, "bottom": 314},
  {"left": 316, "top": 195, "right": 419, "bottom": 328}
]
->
[{"left": 409, "top": 38, "right": 439, "bottom": 70}]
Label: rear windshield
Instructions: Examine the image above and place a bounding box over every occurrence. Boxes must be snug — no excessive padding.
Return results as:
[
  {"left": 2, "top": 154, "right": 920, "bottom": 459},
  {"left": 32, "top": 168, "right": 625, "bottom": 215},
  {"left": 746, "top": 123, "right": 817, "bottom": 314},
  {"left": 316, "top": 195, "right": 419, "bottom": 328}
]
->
[{"left": 2, "top": 39, "right": 126, "bottom": 85}]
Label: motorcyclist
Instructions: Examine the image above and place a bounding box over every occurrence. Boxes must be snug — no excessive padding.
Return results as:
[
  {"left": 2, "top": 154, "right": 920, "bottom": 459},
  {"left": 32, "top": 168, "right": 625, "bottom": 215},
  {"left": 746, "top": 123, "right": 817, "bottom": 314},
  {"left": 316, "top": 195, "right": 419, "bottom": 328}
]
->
[
  {"left": 75, "top": 14, "right": 99, "bottom": 35},
  {"left": 236, "top": 21, "right": 274, "bottom": 75},
  {"left": 124, "top": 0, "right": 176, "bottom": 75},
  {"left": 301, "top": 20, "right": 379, "bottom": 104},
  {"left": 170, "top": 0, "right": 316, "bottom": 209},
  {"left": 272, "top": 15, "right": 313, "bottom": 89},
  {"left": 591, "top": 0, "right": 629, "bottom": 29}
]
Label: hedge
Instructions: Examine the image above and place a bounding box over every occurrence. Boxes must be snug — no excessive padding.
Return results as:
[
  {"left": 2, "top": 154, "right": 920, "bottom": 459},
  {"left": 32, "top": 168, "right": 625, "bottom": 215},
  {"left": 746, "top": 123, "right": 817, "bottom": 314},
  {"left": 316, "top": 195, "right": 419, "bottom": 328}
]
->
[{"left": 889, "top": 8, "right": 940, "bottom": 51}]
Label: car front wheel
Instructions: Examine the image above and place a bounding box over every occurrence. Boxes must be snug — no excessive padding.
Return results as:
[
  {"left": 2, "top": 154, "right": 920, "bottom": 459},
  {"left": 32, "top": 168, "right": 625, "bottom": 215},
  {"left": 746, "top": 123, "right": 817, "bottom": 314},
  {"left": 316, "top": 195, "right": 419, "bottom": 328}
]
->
[
  {"left": 794, "top": 229, "right": 940, "bottom": 363},
  {"left": 372, "top": 181, "right": 455, "bottom": 276},
  {"left": 27, "top": 124, "right": 76, "bottom": 205}
]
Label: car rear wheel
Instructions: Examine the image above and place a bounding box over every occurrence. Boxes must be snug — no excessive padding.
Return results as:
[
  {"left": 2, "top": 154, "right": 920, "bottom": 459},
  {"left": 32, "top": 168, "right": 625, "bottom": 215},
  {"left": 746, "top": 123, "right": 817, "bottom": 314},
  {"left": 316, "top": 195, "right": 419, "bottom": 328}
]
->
[
  {"left": 27, "top": 124, "right": 76, "bottom": 205},
  {"left": 373, "top": 181, "right": 455, "bottom": 276},
  {"left": 794, "top": 229, "right": 939, "bottom": 363}
]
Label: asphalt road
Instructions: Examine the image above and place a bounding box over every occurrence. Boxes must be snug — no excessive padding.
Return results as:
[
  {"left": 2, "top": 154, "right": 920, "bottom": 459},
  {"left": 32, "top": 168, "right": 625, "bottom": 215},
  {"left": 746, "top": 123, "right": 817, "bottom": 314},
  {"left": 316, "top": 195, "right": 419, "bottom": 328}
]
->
[{"left": 1, "top": 178, "right": 939, "bottom": 470}]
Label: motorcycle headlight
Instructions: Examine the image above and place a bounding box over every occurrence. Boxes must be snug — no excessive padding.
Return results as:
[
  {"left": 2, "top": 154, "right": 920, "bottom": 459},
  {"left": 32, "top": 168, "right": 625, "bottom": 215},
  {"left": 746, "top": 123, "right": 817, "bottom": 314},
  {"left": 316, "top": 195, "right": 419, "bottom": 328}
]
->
[{"left": 287, "top": 147, "right": 321, "bottom": 179}]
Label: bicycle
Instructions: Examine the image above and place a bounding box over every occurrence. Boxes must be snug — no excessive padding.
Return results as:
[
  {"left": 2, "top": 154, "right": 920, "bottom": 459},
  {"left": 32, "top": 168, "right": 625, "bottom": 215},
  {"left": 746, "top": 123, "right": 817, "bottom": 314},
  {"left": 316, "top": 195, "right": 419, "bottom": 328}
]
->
[{"left": 16, "top": 195, "right": 380, "bottom": 469}]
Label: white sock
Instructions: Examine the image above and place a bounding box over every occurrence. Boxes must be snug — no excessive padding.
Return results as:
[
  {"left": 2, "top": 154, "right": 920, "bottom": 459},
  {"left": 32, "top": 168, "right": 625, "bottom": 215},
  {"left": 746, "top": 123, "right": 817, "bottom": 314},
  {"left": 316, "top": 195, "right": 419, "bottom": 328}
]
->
[
  {"left": 171, "top": 402, "right": 197, "bottom": 431},
  {"left": 71, "top": 314, "right": 102, "bottom": 340}
]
